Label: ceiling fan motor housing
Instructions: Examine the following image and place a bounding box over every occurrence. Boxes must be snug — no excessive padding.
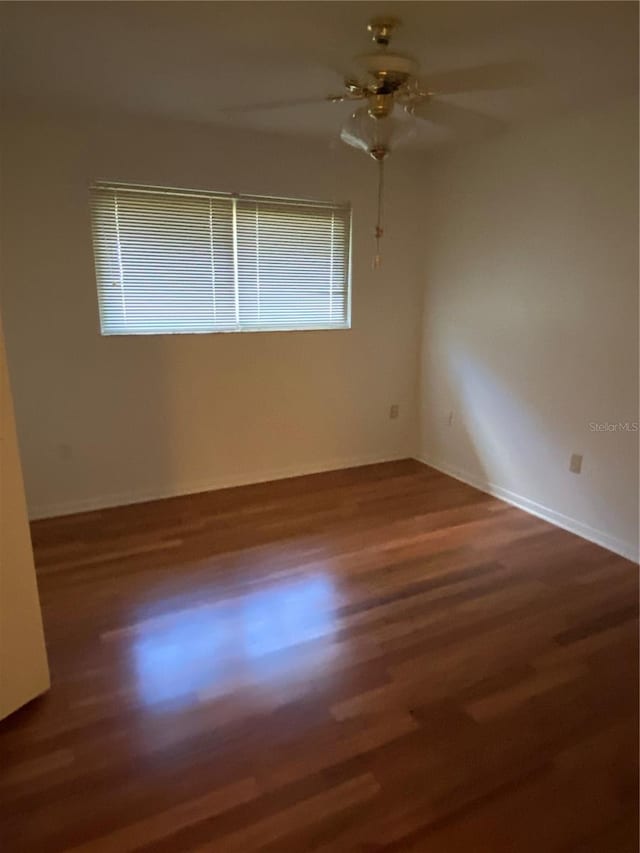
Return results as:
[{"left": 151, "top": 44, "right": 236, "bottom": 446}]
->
[{"left": 357, "top": 52, "right": 418, "bottom": 92}]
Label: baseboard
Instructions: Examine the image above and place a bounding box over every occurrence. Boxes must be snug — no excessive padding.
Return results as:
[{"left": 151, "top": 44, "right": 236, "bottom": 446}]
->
[
  {"left": 414, "top": 453, "right": 639, "bottom": 564},
  {"left": 29, "top": 452, "right": 410, "bottom": 521}
]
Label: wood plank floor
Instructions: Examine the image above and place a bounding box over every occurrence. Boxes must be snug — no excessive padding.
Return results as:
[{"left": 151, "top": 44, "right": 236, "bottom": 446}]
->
[{"left": 1, "top": 460, "right": 638, "bottom": 852}]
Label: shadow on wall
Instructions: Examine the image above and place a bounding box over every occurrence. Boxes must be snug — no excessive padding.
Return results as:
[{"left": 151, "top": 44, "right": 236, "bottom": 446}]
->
[
  {"left": 446, "top": 346, "right": 555, "bottom": 490},
  {"left": 420, "top": 321, "right": 640, "bottom": 557},
  {"left": 421, "top": 322, "right": 572, "bottom": 492},
  {"left": 419, "top": 334, "right": 488, "bottom": 488}
]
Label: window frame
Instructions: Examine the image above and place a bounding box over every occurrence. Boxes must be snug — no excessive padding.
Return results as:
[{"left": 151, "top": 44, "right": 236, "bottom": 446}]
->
[{"left": 89, "top": 181, "right": 353, "bottom": 337}]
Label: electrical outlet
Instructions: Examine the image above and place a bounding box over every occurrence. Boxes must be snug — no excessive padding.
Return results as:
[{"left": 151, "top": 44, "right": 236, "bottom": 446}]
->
[
  {"left": 569, "top": 453, "right": 583, "bottom": 474},
  {"left": 389, "top": 404, "right": 399, "bottom": 420}
]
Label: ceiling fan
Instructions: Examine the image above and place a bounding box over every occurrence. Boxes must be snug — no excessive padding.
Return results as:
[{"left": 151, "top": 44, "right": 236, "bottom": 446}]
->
[
  {"left": 226, "top": 17, "right": 533, "bottom": 157},
  {"left": 225, "top": 17, "right": 533, "bottom": 263}
]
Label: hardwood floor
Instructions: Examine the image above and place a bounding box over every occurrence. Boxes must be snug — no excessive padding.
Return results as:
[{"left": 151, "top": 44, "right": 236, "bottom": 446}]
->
[{"left": 1, "top": 460, "right": 637, "bottom": 852}]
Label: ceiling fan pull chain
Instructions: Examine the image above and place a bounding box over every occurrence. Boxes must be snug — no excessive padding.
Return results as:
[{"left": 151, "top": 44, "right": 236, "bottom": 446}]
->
[
  {"left": 373, "top": 156, "right": 384, "bottom": 269},
  {"left": 373, "top": 158, "right": 384, "bottom": 269}
]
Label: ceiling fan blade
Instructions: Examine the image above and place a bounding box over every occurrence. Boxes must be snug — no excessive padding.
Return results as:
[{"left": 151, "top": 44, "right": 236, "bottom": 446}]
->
[
  {"left": 414, "top": 98, "right": 507, "bottom": 137},
  {"left": 221, "top": 95, "right": 343, "bottom": 115},
  {"left": 424, "top": 61, "right": 536, "bottom": 95}
]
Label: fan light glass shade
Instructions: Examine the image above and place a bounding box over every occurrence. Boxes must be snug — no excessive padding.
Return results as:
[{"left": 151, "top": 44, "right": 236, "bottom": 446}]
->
[{"left": 340, "top": 105, "right": 417, "bottom": 157}]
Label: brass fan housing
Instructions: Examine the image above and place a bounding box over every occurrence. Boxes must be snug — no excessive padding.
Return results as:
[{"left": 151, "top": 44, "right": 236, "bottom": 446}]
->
[
  {"left": 330, "top": 18, "right": 426, "bottom": 119},
  {"left": 367, "top": 93, "right": 394, "bottom": 119},
  {"left": 367, "top": 17, "right": 400, "bottom": 47}
]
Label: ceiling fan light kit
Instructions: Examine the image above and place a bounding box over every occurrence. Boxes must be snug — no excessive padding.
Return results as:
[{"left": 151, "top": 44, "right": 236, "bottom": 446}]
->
[
  {"left": 341, "top": 98, "right": 418, "bottom": 267},
  {"left": 341, "top": 104, "right": 417, "bottom": 160}
]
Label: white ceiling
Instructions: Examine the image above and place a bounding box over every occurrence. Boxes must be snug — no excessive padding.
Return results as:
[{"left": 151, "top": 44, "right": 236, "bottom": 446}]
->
[{"left": 1, "top": 1, "right": 637, "bottom": 149}]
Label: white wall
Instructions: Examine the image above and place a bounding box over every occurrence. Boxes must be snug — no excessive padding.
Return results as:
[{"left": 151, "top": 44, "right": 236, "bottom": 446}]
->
[
  {"left": 2, "top": 101, "right": 637, "bottom": 563},
  {"left": 0, "top": 110, "right": 423, "bottom": 518},
  {"left": 418, "top": 98, "right": 639, "bottom": 560}
]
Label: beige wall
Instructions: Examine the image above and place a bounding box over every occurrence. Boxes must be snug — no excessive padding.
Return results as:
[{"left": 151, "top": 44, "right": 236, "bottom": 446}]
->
[
  {"left": 0, "top": 310, "right": 49, "bottom": 719},
  {"left": 2, "top": 102, "right": 638, "bottom": 562},
  {"left": 1, "top": 110, "right": 423, "bottom": 517},
  {"left": 418, "top": 98, "right": 639, "bottom": 560}
]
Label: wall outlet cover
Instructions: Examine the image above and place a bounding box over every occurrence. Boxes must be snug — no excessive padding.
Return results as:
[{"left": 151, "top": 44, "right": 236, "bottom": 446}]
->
[{"left": 570, "top": 453, "right": 583, "bottom": 474}]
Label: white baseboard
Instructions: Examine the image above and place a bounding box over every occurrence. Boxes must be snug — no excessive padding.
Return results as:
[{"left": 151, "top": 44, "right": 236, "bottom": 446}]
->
[
  {"left": 29, "top": 452, "right": 409, "bottom": 521},
  {"left": 30, "top": 451, "right": 639, "bottom": 563},
  {"left": 414, "top": 454, "right": 639, "bottom": 564}
]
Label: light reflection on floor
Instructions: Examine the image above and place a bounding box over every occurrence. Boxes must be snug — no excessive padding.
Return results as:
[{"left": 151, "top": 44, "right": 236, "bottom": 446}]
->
[{"left": 131, "top": 574, "right": 337, "bottom": 708}]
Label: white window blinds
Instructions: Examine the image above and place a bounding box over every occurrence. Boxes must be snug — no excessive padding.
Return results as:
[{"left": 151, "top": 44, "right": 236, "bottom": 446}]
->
[{"left": 90, "top": 183, "right": 351, "bottom": 335}]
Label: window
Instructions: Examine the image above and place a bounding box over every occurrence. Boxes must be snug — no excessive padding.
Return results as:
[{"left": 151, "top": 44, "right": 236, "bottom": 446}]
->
[{"left": 90, "top": 182, "right": 352, "bottom": 335}]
